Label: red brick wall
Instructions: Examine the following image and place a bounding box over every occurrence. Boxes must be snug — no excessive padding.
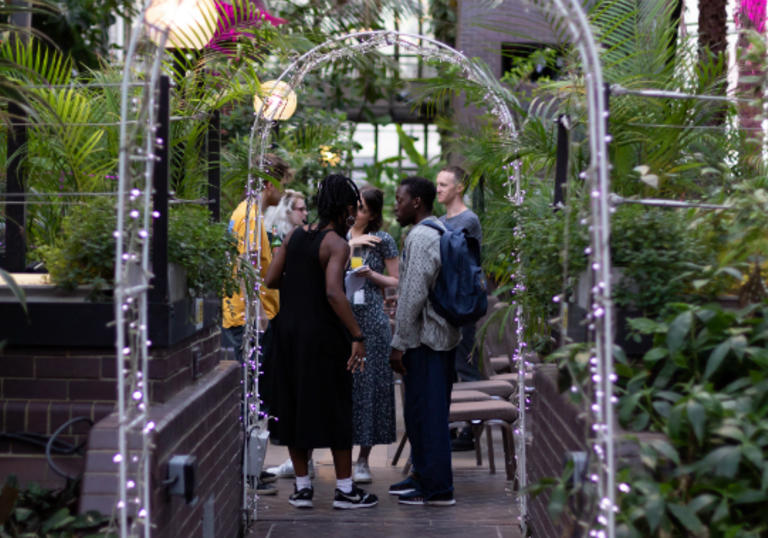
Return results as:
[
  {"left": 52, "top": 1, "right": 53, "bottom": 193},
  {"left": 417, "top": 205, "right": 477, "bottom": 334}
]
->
[
  {"left": 529, "top": 364, "right": 587, "bottom": 537},
  {"left": 457, "top": 0, "right": 557, "bottom": 78},
  {"left": 79, "top": 360, "right": 242, "bottom": 538},
  {"left": 0, "top": 325, "right": 223, "bottom": 489}
]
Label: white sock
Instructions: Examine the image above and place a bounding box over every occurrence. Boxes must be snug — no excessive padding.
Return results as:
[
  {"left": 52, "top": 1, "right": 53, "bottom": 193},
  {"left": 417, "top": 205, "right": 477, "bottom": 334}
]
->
[
  {"left": 295, "top": 474, "right": 311, "bottom": 491},
  {"left": 336, "top": 477, "right": 353, "bottom": 494}
]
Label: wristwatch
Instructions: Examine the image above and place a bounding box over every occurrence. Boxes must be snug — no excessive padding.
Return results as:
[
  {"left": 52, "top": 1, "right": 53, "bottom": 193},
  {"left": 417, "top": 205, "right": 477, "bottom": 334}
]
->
[{"left": 351, "top": 335, "right": 365, "bottom": 342}]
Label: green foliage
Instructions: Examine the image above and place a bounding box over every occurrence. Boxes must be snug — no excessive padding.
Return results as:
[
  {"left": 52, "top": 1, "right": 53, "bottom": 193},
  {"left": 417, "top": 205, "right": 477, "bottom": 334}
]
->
[
  {"left": 429, "top": 0, "right": 457, "bottom": 46},
  {"left": 613, "top": 303, "right": 768, "bottom": 536},
  {"left": 0, "top": 475, "right": 112, "bottom": 537},
  {"left": 32, "top": 0, "right": 135, "bottom": 70},
  {"left": 38, "top": 197, "right": 117, "bottom": 295},
  {"left": 610, "top": 206, "right": 713, "bottom": 317},
  {"left": 39, "top": 198, "right": 237, "bottom": 299},
  {"left": 482, "top": 188, "right": 587, "bottom": 351},
  {"left": 167, "top": 205, "right": 239, "bottom": 298},
  {"left": 274, "top": 109, "right": 359, "bottom": 188},
  {"left": 0, "top": 269, "right": 27, "bottom": 316}
]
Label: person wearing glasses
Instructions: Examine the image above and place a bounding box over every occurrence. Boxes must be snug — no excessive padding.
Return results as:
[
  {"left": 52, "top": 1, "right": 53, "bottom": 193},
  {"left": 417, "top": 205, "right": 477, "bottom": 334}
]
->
[{"left": 265, "top": 189, "right": 308, "bottom": 242}]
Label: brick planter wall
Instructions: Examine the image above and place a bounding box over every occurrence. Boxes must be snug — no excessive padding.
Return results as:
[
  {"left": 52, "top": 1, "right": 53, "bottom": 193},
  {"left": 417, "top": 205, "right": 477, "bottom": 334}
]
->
[
  {"left": 79, "top": 360, "right": 242, "bottom": 538},
  {"left": 529, "top": 364, "right": 588, "bottom": 537},
  {"left": 0, "top": 324, "right": 242, "bottom": 537}
]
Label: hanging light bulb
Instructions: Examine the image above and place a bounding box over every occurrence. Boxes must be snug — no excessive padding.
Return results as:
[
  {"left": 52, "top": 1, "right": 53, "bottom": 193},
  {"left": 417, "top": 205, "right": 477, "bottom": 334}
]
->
[
  {"left": 145, "top": 0, "right": 218, "bottom": 49},
  {"left": 253, "top": 80, "right": 298, "bottom": 121}
]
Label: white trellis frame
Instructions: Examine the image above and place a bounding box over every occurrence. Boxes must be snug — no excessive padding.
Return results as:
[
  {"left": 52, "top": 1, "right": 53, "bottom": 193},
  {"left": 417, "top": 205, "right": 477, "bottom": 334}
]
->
[
  {"left": 241, "top": 29, "right": 527, "bottom": 526},
  {"left": 114, "top": 4, "right": 167, "bottom": 537},
  {"left": 527, "top": 0, "right": 616, "bottom": 535}
]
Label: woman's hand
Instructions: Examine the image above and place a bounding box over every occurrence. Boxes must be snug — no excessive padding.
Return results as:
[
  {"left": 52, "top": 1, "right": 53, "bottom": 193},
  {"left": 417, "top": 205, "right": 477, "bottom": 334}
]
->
[
  {"left": 355, "top": 265, "right": 373, "bottom": 279},
  {"left": 347, "top": 341, "right": 367, "bottom": 373},
  {"left": 349, "top": 234, "right": 381, "bottom": 248}
]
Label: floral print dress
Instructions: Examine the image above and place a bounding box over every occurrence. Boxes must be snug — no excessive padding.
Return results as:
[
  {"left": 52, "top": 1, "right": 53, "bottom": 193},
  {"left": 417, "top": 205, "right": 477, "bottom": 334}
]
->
[{"left": 349, "top": 230, "right": 398, "bottom": 446}]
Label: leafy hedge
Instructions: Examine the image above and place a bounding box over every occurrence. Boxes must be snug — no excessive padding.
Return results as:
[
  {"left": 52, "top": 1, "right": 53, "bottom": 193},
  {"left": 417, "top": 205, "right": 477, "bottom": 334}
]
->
[
  {"left": 614, "top": 303, "right": 768, "bottom": 536},
  {"left": 39, "top": 198, "right": 238, "bottom": 299}
]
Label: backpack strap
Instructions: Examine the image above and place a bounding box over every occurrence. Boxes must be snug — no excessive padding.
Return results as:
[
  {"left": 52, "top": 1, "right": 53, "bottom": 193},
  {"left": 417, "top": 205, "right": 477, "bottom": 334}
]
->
[{"left": 418, "top": 219, "right": 444, "bottom": 235}]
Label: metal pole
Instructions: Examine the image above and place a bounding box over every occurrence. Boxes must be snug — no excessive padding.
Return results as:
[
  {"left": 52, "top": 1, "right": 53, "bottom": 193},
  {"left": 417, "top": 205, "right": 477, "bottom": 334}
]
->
[
  {"left": 151, "top": 76, "right": 170, "bottom": 303},
  {"left": 553, "top": 115, "right": 569, "bottom": 207},
  {"left": 4, "top": 102, "right": 27, "bottom": 271},
  {"left": 3, "top": 6, "right": 30, "bottom": 271},
  {"left": 207, "top": 110, "right": 221, "bottom": 221}
]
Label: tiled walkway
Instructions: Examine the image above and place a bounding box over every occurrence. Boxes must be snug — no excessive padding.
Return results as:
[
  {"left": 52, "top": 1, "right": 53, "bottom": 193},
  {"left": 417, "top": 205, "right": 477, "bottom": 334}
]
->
[{"left": 247, "top": 439, "right": 522, "bottom": 537}]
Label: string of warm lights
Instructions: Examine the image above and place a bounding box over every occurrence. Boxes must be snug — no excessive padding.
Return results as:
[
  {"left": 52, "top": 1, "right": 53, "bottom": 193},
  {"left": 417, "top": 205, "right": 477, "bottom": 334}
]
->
[
  {"left": 113, "top": 2, "right": 171, "bottom": 536},
  {"left": 525, "top": 0, "right": 616, "bottom": 535},
  {"left": 502, "top": 158, "right": 531, "bottom": 533}
]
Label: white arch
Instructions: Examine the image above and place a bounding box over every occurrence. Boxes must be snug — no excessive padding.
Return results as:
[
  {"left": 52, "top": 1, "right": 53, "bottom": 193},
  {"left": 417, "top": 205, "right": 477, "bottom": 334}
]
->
[
  {"left": 241, "top": 29, "right": 524, "bottom": 525},
  {"left": 529, "top": 0, "right": 615, "bottom": 535},
  {"left": 115, "top": 2, "right": 168, "bottom": 537}
]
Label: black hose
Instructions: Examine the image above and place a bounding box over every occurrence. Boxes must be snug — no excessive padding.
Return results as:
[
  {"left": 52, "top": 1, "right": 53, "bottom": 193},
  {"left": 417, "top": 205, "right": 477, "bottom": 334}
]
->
[
  {"left": 0, "top": 432, "right": 79, "bottom": 453},
  {"left": 45, "top": 417, "right": 94, "bottom": 480}
]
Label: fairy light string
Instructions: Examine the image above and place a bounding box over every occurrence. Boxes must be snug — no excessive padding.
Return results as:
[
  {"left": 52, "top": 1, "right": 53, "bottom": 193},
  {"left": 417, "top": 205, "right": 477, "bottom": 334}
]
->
[
  {"left": 113, "top": 3, "right": 168, "bottom": 536},
  {"left": 516, "top": 0, "right": 616, "bottom": 534}
]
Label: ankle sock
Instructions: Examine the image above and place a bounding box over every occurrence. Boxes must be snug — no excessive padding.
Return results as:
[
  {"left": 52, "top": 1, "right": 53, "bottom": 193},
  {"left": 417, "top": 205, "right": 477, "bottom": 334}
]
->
[
  {"left": 336, "top": 477, "right": 353, "bottom": 494},
  {"left": 295, "top": 475, "right": 311, "bottom": 491}
]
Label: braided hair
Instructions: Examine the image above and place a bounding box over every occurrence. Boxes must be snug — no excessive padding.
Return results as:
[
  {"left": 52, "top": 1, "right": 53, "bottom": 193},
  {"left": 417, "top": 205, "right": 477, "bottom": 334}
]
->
[{"left": 313, "top": 173, "right": 360, "bottom": 236}]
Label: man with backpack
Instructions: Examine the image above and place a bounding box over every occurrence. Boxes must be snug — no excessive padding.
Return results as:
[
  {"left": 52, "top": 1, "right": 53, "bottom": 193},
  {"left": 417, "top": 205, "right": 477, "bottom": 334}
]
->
[
  {"left": 388, "top": 176, "right": 462, "bottom": 507},
  {"left": 436, "top": 165, "right": 486, "bottom": 451}
]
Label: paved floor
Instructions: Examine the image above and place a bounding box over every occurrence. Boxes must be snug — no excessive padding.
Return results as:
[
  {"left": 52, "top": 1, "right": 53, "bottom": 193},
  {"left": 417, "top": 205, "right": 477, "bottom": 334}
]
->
[{"left": 247, "top": 435, "right": 523, "bottom": 537}]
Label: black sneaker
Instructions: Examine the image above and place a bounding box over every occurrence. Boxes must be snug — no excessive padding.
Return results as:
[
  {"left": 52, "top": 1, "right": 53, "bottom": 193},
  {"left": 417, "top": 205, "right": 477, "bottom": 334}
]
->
[
  {"left": 451, "top": 429, "right": 475, "bottom": 451},
  {"left": 259, "top": 471, "right": 277, "bottom": 484},
  {"left": 332, "top": 484, "right": 378, "bottom": 509},
  {"left": 397, "top": 490, "right": 425, "bottom": 505},
  {"left": 388, "top": 475, "right": 420, "bottom": 496},
  {"left": 398, "top": 490, "right": 456, "bottom": 506},
  {"left": 450, "top": 437, "right": 475, "bottom": 451},
  {"left": 288, "top": 486, "right": 313, "bottom": 508},
  {"left": 256, "top": 480, "right": 277, "bottom": 496},
  {"left": 426, "top": 491, "right": 456, "bottom": 506}
]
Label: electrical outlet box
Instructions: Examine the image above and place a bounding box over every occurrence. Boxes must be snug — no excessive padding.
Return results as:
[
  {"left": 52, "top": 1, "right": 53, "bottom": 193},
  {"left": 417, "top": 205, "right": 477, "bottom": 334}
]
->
[
  {"left": 168, "top": 454, "right": 197, "bottom": 504},
  {"left": 564, "top": 451, "right": 588, "bottom": 488}
]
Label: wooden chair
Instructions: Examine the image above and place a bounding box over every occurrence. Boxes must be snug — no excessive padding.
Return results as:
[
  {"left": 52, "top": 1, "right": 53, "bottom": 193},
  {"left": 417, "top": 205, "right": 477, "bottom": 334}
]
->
[
  {"left": 390, "top": 386, "right": 492, "bottom": 468},
  {"left": 392, "top": 385, "right": 519, "bottom": 484},
  {"left": 449, "top": 399, "right": 518, "bottom": 481}
]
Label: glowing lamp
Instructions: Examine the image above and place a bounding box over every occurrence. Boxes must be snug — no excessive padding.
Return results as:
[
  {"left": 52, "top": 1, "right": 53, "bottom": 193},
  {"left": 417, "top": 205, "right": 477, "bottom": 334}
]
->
[
  {"left": 253, "top": 80, "right": 298, "bottom": 121},
  {"left": 145, "top": 0, "right": 218, "bottom": 49}
]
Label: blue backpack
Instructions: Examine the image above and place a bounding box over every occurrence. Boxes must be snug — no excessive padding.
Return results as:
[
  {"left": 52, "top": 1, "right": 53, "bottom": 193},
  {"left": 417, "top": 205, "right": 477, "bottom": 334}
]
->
[{"left": 420, "top": 220, "right": 488, "bottom": 327}]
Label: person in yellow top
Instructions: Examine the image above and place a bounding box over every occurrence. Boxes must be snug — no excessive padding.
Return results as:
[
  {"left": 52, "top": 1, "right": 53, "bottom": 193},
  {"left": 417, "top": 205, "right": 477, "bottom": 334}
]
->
[
  {"left": 222, "top": 154, "right": 292, "bottom": 497},
  {"left": 221, "top": 153, "right": 291, "bottom": 362}
]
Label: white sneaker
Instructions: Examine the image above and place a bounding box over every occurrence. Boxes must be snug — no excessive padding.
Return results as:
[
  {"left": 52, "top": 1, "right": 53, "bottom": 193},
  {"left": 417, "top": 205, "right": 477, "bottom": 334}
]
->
[
  {"left": 352, "top": 461, "right": 372, "bottom": 483},
  {"left": 266, "top": 458, "right": 315, "bottom": 479},
  {"left": 266, "top": 458, "right": 295, "bottom": 478}
]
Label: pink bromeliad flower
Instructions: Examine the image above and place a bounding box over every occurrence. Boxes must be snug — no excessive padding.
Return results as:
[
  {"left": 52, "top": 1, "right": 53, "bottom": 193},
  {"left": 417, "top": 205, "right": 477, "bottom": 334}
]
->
[
  {"left": 206, "top": 0, "right": 286, "bottom": 54},
  {"left": 738, "top": 0, "right": 766, "bottom": 33}
]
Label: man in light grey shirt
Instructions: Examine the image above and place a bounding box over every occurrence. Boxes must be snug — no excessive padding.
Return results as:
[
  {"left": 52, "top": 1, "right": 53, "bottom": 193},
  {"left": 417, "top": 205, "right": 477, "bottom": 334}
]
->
[{"left": 389, "top": 176, "right": 461, "bottom": 507}]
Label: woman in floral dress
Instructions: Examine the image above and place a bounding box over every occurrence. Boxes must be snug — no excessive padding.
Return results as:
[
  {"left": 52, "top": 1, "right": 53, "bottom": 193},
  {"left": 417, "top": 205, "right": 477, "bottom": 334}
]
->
[{"left": 347, "top": 187, "right": 399, "bottom": 483}]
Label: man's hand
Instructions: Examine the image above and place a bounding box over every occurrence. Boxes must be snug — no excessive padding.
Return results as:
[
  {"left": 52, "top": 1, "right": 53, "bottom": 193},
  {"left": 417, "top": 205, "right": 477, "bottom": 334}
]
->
[{"left": 389, "top": 348, "right": 406, "bottom": 375}]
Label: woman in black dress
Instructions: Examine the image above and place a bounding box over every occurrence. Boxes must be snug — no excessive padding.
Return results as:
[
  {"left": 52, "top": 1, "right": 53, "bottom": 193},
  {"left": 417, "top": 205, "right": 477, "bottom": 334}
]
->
[{"left": 265, "top": 174, "right": 378, "bottom": 510}]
